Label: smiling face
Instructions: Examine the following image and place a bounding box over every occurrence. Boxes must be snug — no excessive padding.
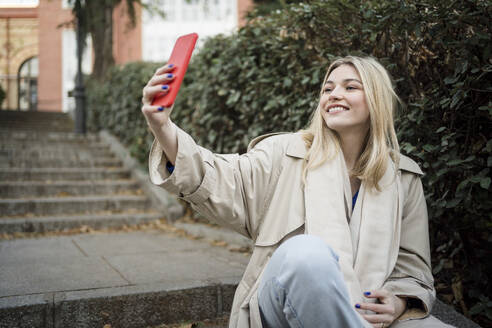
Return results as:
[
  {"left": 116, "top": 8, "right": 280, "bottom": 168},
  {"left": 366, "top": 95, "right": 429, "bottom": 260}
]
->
[{"left": 320, "top": 64, "right": 370, "bottom": 137}]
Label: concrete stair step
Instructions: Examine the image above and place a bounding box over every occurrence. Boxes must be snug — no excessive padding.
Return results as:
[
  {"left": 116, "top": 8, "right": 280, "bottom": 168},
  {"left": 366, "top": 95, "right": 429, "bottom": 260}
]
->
[
  {"left": 0, "top": 147, "right": 113, "bottom": 159},
  {"left": 0, "top": 112, "right": 72, "bottom": 129},
  {"left": 0, "top": 124, "right": 73, "bottom": 132},
  {"left": 0, "top": 122, "right": 72, "bottom": 128},
  {"left": 0, "top": 110, "right": 71, "bottom": 120},
  {"left": 0, "top": 211, "right": 162, "bottom": 233},
  {"left": 0, "top": 168, "right": 130, "bottom": 181},
  {"left": 0, "top": 151, "right": 117, "bottom": 163},
  {"left": 0, "top": 119, "right": 72, "bottom": 125},
  {"left": 0, "top": 195, "right": 150, "bottom": 216},
  {"left": 0, "top": 130, "right": 99, "bottom": 142},
  {"left": 0, "top": 180, "right": 139, "bottom": 198},
  {"left": 0, "top": 114, "right": 72, "bottom": 131},
  {"left": 0, "top": 157, "right": 122, "bottom": 169},
  {"left": 1, "top": 141, "right": 108, "bottom": 150}
]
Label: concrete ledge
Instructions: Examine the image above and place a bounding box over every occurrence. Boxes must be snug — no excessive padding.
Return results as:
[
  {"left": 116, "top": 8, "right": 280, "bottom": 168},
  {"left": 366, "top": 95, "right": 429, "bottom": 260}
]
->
[
  {"left": 433, "top": 299, "right": 482, "bottom": 328},
  {"left": 0, "top": 281, "right": 238, "bottom": 328},
  {"left": 99, "top": 130, "right": 184, "bottom": 222},
  {"left": 0, "top": 294, "right": 54, "bottom": 328}
]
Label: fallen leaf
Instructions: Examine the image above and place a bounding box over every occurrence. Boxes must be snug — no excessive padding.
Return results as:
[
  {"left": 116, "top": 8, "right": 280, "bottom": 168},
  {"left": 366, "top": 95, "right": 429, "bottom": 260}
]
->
[{"left": 211, "top": 240, "right": 227, "bottom": 247}]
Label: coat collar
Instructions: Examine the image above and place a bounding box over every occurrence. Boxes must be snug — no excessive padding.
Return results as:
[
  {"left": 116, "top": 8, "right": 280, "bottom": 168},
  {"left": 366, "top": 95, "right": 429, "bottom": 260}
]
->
[
  {"left": 247, "top": 132, "right": 308, "bottom": 159},
  {"left": 286, "top": 133, "right": 308, "bottom": 159}
]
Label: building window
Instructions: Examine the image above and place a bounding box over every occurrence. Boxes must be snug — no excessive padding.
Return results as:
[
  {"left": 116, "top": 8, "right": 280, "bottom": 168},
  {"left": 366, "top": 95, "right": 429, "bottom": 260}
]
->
[
  {"left": 0, "top": 0, "right": 39, "bottom": 7},
  {"left": 17, "top": 56, "right": 38, "bottom": 111}
]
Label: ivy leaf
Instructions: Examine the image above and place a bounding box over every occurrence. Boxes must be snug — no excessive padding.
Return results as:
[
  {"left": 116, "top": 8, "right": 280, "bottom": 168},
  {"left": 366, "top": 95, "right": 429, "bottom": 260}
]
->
[
  {"left": 480, "top": 177, "right": 491, "bottom": 190},
  {"left": 447, "top": 159, "right": 464, "bottom": 166}
]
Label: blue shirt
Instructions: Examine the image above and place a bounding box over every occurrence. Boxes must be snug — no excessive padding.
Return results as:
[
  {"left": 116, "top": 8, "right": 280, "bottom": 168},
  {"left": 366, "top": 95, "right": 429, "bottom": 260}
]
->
[
  {"left": 166, "top": 161, "right": 175, "bottom": 174},
  {"left": 352, "top": 189, "right": 359, "bottom": 210}
]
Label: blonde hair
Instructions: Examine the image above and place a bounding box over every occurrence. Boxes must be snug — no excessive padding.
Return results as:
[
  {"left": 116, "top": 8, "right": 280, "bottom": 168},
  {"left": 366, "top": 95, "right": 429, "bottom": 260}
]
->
[{"left": 300, "top": 56, "right": 401, "bottom": 191}]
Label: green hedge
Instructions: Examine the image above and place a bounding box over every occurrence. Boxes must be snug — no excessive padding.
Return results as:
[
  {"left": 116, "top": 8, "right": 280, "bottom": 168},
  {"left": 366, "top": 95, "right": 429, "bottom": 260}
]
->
[
  {"left": 86, "top": 61, "right": 160, "bottom": 166},
  {"left": 86, "top": 0, "right": 491, "bottom": 324}
]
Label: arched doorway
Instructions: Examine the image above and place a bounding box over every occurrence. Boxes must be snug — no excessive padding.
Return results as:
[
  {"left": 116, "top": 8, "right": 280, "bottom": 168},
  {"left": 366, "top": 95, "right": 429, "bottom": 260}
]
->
[{"left": 17, "top": 56, "right": 38, "bottom": 111}]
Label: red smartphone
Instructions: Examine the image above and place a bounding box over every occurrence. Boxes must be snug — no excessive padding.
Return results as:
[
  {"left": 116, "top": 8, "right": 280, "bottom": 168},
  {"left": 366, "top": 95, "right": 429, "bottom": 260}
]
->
[{"left": 152, "top": 33, "right": 198, "bottom": 108}]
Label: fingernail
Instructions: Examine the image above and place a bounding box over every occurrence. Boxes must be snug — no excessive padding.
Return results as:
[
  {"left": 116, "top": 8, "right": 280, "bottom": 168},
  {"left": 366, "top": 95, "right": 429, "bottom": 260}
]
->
[
  {"left": 355, "top": 304, "right": 361, "bottom": 308},
  {"left": 158, "top": 106, "right": 164, "bottom": 111},
  {"left": 167, "top": 74, "right": 173, "bottom": 78},
  {"left": 364, "top": 291, "right": 371, "bottom": 296},
  {"left": 161, "top": 85, "right": 169, "bottom": 90},
  {"left": 168, "top": 64, "right": 174, "bottom": 68}
]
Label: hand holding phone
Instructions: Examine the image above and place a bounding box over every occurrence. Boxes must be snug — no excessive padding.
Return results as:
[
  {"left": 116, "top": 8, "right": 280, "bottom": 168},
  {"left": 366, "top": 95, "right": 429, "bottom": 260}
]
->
[{"left": 151, "top": 33, "right": 198, "bottom": 108}]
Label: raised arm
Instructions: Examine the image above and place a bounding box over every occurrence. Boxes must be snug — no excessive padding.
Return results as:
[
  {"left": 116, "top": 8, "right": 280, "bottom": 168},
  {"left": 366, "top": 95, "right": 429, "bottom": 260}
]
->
[{"left": 141, "top": 64, "right": 286, "bottom": 239}]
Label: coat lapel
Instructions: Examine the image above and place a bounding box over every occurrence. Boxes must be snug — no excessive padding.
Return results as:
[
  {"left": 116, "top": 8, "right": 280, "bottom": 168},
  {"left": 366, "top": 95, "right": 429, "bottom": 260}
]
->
[
  {"left": 304, "top": 151, "right": 364, "bottom": 305},
  {"left": 353, "top": 160, "right": 402, "bottom": 291}
]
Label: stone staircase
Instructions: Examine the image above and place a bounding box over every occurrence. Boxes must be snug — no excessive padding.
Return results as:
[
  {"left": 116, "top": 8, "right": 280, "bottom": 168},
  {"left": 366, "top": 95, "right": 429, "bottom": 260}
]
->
[{"left": 0, "top": 111, "right": 162, "bottom": 234}]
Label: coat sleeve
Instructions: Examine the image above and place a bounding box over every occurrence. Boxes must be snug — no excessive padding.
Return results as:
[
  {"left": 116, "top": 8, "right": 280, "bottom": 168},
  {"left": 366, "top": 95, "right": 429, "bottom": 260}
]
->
[
  {"left": 148, "top": 126, "right": 284, "bottom": 240},
  {"left": 382, "top": 172, "right": 436, "bottom": 321}
]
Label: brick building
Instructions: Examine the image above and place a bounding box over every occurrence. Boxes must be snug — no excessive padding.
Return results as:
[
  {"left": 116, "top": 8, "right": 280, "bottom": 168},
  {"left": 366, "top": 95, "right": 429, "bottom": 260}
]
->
[{"left": 0, "top": 0, "right": 254, "bottom": 112}]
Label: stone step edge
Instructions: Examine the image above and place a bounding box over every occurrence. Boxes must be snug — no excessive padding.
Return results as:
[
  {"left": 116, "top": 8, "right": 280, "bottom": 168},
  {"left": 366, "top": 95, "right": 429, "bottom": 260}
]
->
[
  {"left": 0, "top": 195, "right": 148, "bottom": 203},
  {"left": 0, "top": 157, "right": 120, "bottom": 163},
  {"left": 0, "top": 168, "right": 128, "bottom": 173},
  {"left": 0, "top": 133, "right": 99, "bottom": 140},
  {"left": 0, "top": 180, "right": 138, "bottom": 187},
  {"left": 0, "top": 279, "right": 237, "bottom": 328},
  {"left": 1, "top": 142, "right": 109, "bottom": 147},
  {"left": 0, "top": 212, "right": 163, "bottom": 234}
]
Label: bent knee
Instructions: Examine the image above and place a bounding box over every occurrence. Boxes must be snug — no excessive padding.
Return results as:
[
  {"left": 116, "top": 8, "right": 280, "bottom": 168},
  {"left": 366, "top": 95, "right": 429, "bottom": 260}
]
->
[
  {"left": 278, "top": 234, "right": 339, "bottom": 262},
  {"left": 276, "top": 235, "right": 340, "bottom": 277}
]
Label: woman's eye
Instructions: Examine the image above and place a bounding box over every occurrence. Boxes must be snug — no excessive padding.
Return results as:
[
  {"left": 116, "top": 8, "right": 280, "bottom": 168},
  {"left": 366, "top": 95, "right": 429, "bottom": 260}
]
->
[
  {"left": 324, "top": 88, "right": 332, "bottom": 93},
  {"left": 346, "top": 86, "right": 357, "bottom": 90}
]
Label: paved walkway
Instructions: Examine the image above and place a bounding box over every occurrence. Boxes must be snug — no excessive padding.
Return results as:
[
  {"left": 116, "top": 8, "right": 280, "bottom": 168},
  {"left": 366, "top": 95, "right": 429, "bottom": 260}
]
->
[{"left": 0, "top": 228, "right": 249, "bottom": 327}]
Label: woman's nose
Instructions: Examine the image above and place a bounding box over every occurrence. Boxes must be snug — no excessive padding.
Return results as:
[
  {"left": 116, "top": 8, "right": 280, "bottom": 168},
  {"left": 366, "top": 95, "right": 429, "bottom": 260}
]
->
[{"left": 328, "top": 88, "right": 343, "bottom": 101}]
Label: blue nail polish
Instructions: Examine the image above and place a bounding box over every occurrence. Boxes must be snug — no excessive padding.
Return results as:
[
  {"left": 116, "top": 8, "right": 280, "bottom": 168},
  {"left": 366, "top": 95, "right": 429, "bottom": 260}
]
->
[
  {"left": 158, "top": 106, "right": 164, "bottom": 111},
  {"left": 162, "top": 85, "right": 169, "bottom": 90},
  {"left": 167, "top": 74, "right": 173, "bottom": 78},
  {"left": 364, "top": 291, "right": 371, "bottom": 296},
  {"left": 355, "top": 304, "right": 361, "bottom": 308},
  {"left": 168, "top": 64, "right": 174, "bottom": 68}
]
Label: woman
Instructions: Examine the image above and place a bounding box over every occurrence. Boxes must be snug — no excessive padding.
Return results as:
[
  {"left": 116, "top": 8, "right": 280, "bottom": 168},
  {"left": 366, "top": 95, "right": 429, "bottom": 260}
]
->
[{"left": 141, "top": 56, "right": 453, "bottom": 328}]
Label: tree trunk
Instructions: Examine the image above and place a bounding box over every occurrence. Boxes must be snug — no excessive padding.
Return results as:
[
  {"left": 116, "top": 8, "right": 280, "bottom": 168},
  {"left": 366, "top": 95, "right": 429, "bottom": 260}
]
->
[{"left": 87, "top": 0, "right": 115, "bottom": 81}]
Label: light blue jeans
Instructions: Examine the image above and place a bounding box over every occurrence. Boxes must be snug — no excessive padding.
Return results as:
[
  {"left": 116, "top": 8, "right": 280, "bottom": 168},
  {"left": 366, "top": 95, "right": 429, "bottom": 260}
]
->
[{"left": 258, "top": 234, "right": 365, "bottom": 328}]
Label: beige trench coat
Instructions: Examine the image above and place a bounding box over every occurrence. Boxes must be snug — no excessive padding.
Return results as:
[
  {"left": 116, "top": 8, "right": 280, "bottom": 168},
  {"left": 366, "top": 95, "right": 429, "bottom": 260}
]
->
[{"left": 149, "top": 128, "right": 437, "bottom": 328}]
